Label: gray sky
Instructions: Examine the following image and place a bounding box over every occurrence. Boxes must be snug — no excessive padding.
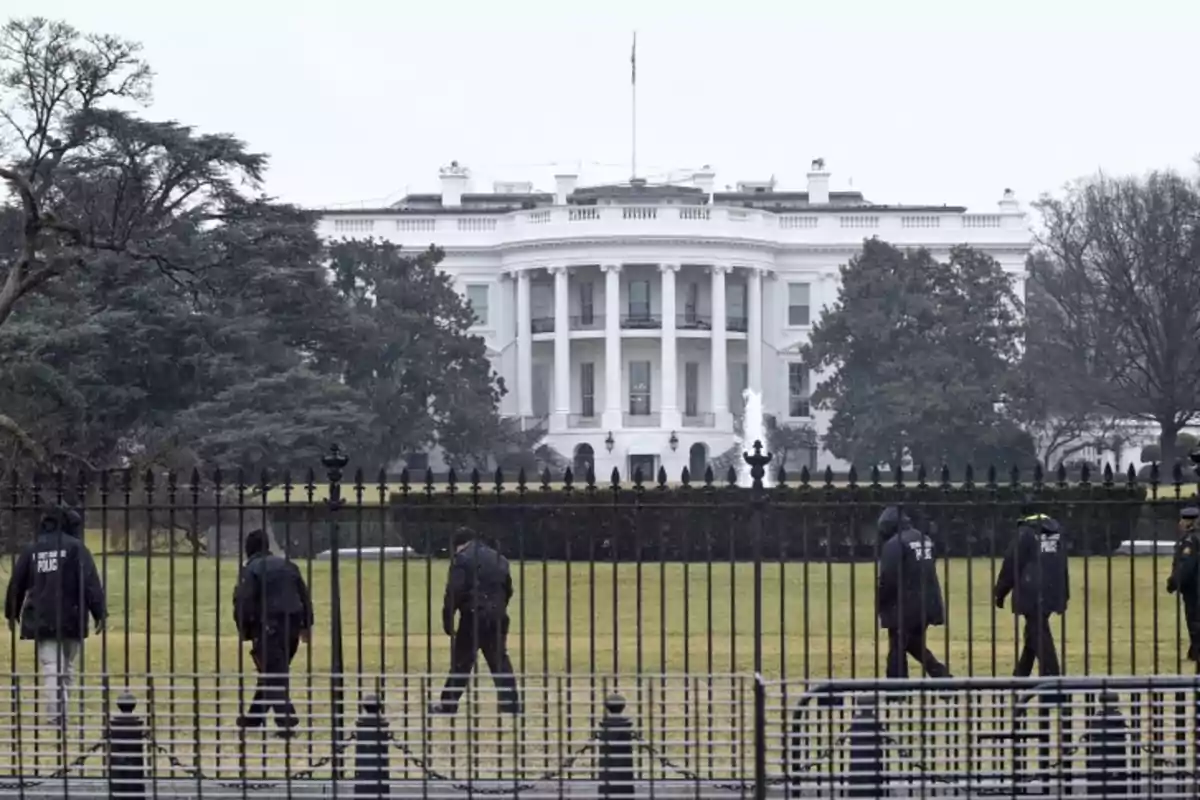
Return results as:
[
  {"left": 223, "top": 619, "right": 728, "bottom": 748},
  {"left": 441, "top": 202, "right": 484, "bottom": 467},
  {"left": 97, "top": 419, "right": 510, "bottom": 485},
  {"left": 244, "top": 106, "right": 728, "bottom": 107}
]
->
[{"left": 11, "top": 0, "right": 1198, "bottom": 212}]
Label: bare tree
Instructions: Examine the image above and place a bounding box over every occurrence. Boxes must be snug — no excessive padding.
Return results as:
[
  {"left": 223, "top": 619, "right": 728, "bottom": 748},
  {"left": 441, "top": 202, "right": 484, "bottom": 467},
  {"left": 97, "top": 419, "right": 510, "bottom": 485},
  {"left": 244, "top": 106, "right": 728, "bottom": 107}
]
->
[{"left": 1034, "top": 170, "right": 1200, "bottom": 467}]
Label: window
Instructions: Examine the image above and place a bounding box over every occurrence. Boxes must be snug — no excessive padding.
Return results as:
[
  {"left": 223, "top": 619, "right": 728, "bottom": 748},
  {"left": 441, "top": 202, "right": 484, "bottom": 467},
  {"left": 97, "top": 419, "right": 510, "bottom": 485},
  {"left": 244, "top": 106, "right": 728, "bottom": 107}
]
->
[
  {"left": 629, "top": 361, "right": 652, "bottom": 415},
  {"left": 532, "top": 363, "right": 550, "bottom": 417},
  {"left": 684, "top": 282, "right": 700, "bottom": 323},
  {"left": 788, "top": 283, "right": 811, "bottom": 327},
  {"left": 466, "top": 284, "right": 489, "bottom": 326},
  {"left": 729, "top": 363, "right": 748, "bottom": 413},
  {"left": 579, "top": 281, "right": 595, "bottom": 326},
  {"left": 629, "top": 280, "right": 651, "bottom": 319},
  {"left": 684, "top": 363, "right": 699, "bottom": 417},
  {"left": 581, "top": 362, "right": 595, "bottom": 417},
  {"left": 789, "top": 363, "right": 811, "bottom": 417},
  {"left": 727, "top": 282, "right": 747, "bottom": 322}
]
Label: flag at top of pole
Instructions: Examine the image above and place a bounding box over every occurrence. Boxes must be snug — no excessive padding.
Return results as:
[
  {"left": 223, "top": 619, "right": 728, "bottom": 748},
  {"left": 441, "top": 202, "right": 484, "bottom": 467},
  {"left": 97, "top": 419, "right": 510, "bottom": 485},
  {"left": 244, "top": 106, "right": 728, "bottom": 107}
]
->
[{"left": 631, "top": 31, "right": 637, "bottom": 85}]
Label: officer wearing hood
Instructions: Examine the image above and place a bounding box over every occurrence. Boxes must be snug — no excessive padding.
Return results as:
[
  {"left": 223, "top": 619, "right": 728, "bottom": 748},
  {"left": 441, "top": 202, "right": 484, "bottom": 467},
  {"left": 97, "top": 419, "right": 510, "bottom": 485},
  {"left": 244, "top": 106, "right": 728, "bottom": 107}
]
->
[
  {"left": 876, "top": 506, "right": 952, "bottom": 679},
  {"left": 994, "top": 501, "right": 1069, "bottom": 677},
  {"left": 1167, "top": 505, "right": 1200, "bottom": 669}
]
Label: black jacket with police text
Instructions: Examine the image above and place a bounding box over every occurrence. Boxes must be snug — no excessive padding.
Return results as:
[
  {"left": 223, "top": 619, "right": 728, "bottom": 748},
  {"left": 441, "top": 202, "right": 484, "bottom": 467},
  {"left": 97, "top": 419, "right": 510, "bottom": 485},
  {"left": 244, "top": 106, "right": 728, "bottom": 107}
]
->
[
  {"left": 877, "top": 525, "right": 945, "bottom": 630},
  {"left": 995, "top": 516, "right": 1070, "bottom": 616},
  {"left": 1169, "top": 531, "right": 1200, "bottom": 637},
  {"left": 443, "top": 540, "right": 514, "bottom": 634},
  {"left": 4, "top": 530, "right": 106, "bottom": 641},
  {"left": 233, "top": 553, "right": 313, "bottom": 641}
]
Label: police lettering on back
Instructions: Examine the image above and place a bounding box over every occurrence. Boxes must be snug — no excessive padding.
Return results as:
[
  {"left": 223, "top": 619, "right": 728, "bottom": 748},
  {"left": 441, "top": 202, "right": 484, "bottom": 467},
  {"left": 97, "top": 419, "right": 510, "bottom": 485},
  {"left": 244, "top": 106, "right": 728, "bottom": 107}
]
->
[
  {"left": 35, "top": 550, "right": 66, "bottom": 573},
  {"left": 1039, "top": 533, "right": 1060, "bottom": 554},
  {"left": 906, "top": 540, "right": 933, "bottom": 561}
]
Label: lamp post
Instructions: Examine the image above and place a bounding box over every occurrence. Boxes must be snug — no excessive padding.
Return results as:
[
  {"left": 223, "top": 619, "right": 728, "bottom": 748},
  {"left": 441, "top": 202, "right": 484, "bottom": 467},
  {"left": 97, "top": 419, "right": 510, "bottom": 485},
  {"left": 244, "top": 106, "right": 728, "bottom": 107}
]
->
[
  {"left": 743, "top": 440, "right": 772, "bottom": 675},
  {"left": 322, "top": 443, "right": 349, "bottom": 778}
]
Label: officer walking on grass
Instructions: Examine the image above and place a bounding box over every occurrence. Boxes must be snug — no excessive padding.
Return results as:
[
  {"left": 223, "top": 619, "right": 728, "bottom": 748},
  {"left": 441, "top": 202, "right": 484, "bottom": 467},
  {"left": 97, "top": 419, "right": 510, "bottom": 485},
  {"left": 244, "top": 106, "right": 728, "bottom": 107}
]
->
[
  {"left": 233, "top": 529, "right": 313, "bottom": 736},
  {"left": 1166, "top": 505, "right": 1200, "bottom": 671},
  {"left": 431, "top": 528, "right": 522, "bottom": 715},
  {"left": 4, "top": 506, "right": 107, "bottom": 727},
  {"left": 876, "top": 506, "right": 953, "bottom": 679},
  {"left": 994, "top": 501, "right": 1069, "bottom": 677}
]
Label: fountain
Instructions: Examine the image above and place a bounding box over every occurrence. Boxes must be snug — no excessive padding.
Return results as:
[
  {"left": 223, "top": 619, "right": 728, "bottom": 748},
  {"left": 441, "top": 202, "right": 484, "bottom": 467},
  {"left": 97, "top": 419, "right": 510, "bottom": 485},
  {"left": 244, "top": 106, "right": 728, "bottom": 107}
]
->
[{"left": 737, "top": 388, "right": 772, "bottom": 488}]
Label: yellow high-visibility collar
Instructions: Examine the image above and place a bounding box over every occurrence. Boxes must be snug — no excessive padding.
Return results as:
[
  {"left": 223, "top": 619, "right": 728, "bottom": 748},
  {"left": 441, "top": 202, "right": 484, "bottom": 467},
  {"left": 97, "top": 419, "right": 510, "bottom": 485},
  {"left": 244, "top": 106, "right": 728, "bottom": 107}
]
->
[{"left": 1020, "top": 514, "right": 1050, "bottom": 523}]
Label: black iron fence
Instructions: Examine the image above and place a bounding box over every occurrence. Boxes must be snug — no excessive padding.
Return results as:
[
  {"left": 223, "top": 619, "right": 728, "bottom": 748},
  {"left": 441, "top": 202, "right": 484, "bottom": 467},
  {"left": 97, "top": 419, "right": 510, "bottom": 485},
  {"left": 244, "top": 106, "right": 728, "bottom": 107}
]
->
[{"left": 4, "top": 673, "right": 1200, "bottom": 797}]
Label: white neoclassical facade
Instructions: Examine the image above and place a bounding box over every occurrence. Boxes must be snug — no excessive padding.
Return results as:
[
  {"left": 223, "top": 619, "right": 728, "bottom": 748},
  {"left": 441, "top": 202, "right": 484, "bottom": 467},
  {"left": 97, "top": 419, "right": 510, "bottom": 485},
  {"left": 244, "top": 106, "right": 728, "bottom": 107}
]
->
[{"left": 317, "top": 161, "right": 1034, "bottom": 479}]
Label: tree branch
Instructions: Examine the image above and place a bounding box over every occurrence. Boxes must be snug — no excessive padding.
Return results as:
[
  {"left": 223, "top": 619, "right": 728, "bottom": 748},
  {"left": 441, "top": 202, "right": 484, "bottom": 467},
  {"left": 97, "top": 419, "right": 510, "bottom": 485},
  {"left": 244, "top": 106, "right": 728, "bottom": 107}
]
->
[{"left": 0, "top": 412, "right": 46, "bottom": 462}]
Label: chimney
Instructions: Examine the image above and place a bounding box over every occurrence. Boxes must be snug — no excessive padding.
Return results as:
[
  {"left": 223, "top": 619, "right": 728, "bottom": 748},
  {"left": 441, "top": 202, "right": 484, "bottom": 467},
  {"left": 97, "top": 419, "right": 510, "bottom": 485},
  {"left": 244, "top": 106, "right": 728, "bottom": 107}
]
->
[
  {"left": 807, "top": 158, "right": 830, "bottom": 205},
  {"left": 554, "top": 173, "right": 578, "bottom": 205},
  {"left": 692, "top": 165, "right": 716, "bottom": 198},
  {"left": 998, "top": 187, "right": 1020, "bottom": 213},
  {"left": 439, "top": 161, "right": 470, "bottom": 207}
]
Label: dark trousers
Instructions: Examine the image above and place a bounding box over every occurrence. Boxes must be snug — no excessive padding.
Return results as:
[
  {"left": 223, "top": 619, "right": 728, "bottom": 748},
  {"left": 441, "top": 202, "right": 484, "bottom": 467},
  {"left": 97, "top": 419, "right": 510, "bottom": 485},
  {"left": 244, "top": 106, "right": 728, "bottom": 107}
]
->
[
  {"left": 440, "top": 614, "right": 521, "bottom": 711},
  {"left": 1015, "top": 614, "right": 1061, "bottom": 677},
  {"left": 247, "top": 624, "right": 301, "bottom": 725},
  {"left": 886, "top": 626, "right": 950, "bottom": 679}
]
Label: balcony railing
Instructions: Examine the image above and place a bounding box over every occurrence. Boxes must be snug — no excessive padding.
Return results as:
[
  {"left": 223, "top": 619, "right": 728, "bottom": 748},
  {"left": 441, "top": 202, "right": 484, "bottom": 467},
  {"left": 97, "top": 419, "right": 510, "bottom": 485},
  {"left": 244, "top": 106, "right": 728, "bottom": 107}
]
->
[
  {"left": 530, "top": 317, "right": 554, "bottom": 334},
  {"left": 623, "top": 412, "right": 661, "bottom": 428},
  {"left": 620, "top": 313, "right": 661, "bottom": 330},
  {"left": 569, "top": 313, "right": 605, "bottom": 331},
  {"left": 568, "top": 413, "right": 601, "bottom": 428},
  {"left": 677, "top": 313, "right": 711, "bottom": 330},
  {"left": 727, "top": 315, "right": 748, "bottom": 333},
  {"left": 682, "top": 412, "right": 715, "bottom": 428}
]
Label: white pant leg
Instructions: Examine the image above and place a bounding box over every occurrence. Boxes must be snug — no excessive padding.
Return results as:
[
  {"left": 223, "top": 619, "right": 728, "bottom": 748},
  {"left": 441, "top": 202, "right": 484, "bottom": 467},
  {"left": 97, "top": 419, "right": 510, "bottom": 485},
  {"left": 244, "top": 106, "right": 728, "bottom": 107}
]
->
[{"left": 36, "top": 639, "right": 81, "bottom": 722}]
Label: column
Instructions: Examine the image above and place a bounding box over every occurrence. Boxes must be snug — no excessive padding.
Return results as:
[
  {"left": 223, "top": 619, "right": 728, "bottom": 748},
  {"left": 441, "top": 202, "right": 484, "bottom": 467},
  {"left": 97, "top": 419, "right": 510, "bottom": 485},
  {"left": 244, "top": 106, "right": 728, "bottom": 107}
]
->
[
  {"left": 747, "top": 267, "right": 763, "bottom": 398},
  {"left": 710, "top": 264, "right": 731, "bottom": 428},
  {"left": 659, "top": 263, "right": 680, "bottom": 428},
  {"left": 516, "top": 269, "right": 533, "bottom": 417},
  {"left": 551, "top": 266, "right": 570, "bottom": 431},
  {"left": 602, "top": 264, "right": 623, "bottom": 429}
]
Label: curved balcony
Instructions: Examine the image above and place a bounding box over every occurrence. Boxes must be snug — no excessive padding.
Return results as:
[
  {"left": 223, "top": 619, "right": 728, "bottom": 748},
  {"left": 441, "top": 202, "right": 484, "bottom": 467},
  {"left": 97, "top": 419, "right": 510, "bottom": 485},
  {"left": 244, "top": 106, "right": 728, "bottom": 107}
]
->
[{"left": 620, "top": 313, "right": 662, "bottom": 330}]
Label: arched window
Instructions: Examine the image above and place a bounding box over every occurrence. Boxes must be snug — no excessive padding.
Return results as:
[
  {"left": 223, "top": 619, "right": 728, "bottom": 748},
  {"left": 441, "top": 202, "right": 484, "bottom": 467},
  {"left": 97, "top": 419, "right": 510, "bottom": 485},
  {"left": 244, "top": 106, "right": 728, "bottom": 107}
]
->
[
  {"left": 573, "top": 443, "right": 596, "bottom": 480},
  {"left": 688, "top": 442, "right": 708, "bottom": 480}
]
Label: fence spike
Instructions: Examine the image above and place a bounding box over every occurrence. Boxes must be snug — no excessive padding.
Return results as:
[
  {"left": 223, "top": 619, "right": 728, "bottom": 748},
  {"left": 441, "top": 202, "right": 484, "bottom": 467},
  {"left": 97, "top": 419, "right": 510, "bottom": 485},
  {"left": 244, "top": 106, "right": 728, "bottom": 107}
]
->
[
  {"left": 1103, "top": 462, "right": 1114, "bottom": 487},
  {"left": 799, "top": 465, "right": 810, "bottom": 487},
  {"left": 190, "top": 468, "right": 202, "bottom": 498},
  {"left": 823, "top": 465, "right": 834, "bottom": 488},
  {"left": 1056, "top": 462, "right": 1067, "bottom": 487},
  {"left": 304, "top": 467, "right": 316, "bottom": 500},
  {"left": 98, "top": 468, "right": 109, "bottom": 496},
  {"left": 777, "top": 466, "right": 788, "bottom": 487},
  {"left": 893, "top": 464, "right": 904, "bottom": 488},
  {"left": 353, "top": 467, "right": 366, "bottom": 501},
  {"left": 446, "top": 467, "right": 458, "bottom": 494},
  {"left": 1150, "top": 462, "right": 1160, "bottom": 491},
  {"left": 869, "top": 465, "right": 880, "bottom": 487},
  {"left": 916, "top": 463, "right": 928, "bottom": 487},
  {"left": 470, "top": 467, "right": 482, "bottom": 493},
  {"left": 963, "top": 464, "right": 975, "bottom": 487},
  {"left": 145, "top": 467, "right": 157, "bottom": 496},
  {"left": 680, "top": 466, "right": 691, "bottom": 488},
  {"left": 634, "top": 466, "right": 645, "bottom": 489},
  {"left": 517, "top": 467, "right": 528, "bottom": 492},
  {"left": 210, "top": 468, "right": 221, "bottom": 494},
  {"left": 656, "top": 465, "right": 668, "bottom": 489},
  {"left": 986, "top": 464, "right": 997, "bottom": 489},
  {"left": 704, "top": 465, "right": 715, "bottom": 487},
  {"left": 376, "top": 468, "right": 388, "bottom": 500},
  {"left": 940, "top": 464, "right": 951, "bottom": 489},
  {"left": 1173, "top": 461, "right": 1184, "bottom": 490},
  {"left": 847, "top": 465, "right": 858, "bottom": 487},
  {"left": 585, "top": 466, "right": 596, "bottom": 489},
  {"left": 1033, "top": 462, "right": 1044, "bottom": 488},
  {"left": 494, "top": 467, "right": 505, "bottom": 492},
  {"left": 563, "top": 466, "right": 575, "bottom": 491},
  {"left": 1126, "top": 462, "right": 1137, "bottom": 488},
  {"left": 398, "top": 468, "right": 411, "bottom": 495},
  {"left": 1080, "top": 463, "right": 1091, "bottom": 485},
  {"left": 725, "top": 465, "right": 737, "bottom": 487},
  {"left": 1010, "top": 464, "right": 1020, "bottom": 488},
  {"left": 258, "top": 469, "right": 270, "bottom": 494},
  {"left": 52, "top": 469, "right": 65, "bottom": 503},
  {"left": 540, "top": 467, "right": 552, "bottom": 490},
  {"left": 610, "top": 466, "right": 621, "bottom": 489},
  {"left": 424, "top": 467, "right": 435, "bottom": 495}
]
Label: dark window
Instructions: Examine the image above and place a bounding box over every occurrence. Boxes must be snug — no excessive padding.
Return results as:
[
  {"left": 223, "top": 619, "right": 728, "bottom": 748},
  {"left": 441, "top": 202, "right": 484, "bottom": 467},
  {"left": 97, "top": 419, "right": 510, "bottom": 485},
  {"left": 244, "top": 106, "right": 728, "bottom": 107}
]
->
[
  {"left": 581, "top": 362, "right": 595, "bottom": 417},
  {"left": 685, "top": 362, "right": 699, "bottom": 417},
  {"left": 580, "top": 281, "right": 594, "bottom": 326},
  {"left": 629, "top": 361, "right": 651, "bottom": 415},
  {"left": 629, "top": 280, "right": 651, "bottom": 319},
  {"left": 789, "top": 363, "right": 811, "bottom": 417}
]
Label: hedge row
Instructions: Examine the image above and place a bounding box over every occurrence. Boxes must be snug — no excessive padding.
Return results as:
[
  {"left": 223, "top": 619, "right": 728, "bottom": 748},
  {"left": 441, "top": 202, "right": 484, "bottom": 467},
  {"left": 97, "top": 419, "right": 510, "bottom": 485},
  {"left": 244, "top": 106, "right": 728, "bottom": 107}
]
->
[{"left": 264, "top": 484, "right": 1199, "bottom": 561}]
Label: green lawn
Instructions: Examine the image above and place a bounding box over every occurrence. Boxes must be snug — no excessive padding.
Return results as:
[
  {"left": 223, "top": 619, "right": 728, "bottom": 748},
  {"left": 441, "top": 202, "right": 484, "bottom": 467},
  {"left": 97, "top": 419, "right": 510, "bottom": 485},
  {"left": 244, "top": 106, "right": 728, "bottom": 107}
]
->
[{"left": 0, "top": 553, "right": 1190, "bottom": 781}]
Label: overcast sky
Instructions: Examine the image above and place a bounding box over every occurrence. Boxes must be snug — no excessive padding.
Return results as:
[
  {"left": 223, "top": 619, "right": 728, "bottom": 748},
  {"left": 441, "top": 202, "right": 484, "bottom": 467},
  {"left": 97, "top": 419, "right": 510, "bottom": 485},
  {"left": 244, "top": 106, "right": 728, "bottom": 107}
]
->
[{"left": 9, "top": 0, "right": 1198, "bottom": 213}]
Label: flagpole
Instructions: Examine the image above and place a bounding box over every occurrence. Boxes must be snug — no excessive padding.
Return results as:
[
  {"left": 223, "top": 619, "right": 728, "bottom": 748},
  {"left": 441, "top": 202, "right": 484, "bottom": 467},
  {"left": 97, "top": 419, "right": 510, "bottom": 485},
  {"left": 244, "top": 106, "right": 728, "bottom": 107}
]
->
[{"left": 631, "top": 31, "right": 637, "bottom": 181}]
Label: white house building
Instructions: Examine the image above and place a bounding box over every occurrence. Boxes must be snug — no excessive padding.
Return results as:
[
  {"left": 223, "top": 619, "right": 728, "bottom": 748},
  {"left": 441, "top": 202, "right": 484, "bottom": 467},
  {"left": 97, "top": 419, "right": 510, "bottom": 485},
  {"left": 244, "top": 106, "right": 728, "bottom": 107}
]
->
[{"left": 316, "top": 161, "right": 1034, "bottom": 480}]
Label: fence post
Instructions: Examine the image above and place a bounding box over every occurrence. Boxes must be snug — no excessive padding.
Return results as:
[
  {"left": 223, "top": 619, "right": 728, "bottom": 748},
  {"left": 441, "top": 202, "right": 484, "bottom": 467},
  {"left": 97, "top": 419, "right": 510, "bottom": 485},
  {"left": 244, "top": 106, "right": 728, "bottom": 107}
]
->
[
  {"left": 744, "top": 440, "right": 772, "bottom": 676},
  {"left": 323, "top": 443, "right": 349, "bottom": 780},
  {"left": 844, "top": 695, "right": 886, "bottom": 799},
  {"left": 597, "top": 693, "right": 635, "bottom": 798},
  {"left": 107, "top": 691, "right": 146, "bottom": 800},
  {"left": 753, "top": 674, "right": 767, "bottom": 800},
  {"left": 354, "top": 693, "right": 390, "bottom": 797},
  {"left": 1084, "top": 691, "right": 1130, "bottom": 798}
]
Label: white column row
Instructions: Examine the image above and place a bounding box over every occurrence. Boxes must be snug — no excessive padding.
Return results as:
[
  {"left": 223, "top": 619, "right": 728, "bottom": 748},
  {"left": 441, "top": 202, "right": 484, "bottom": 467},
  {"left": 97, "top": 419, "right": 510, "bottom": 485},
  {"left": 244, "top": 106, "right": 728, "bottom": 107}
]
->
[{"left": 511, "top": 264, "right": 764, "bottom": 429}]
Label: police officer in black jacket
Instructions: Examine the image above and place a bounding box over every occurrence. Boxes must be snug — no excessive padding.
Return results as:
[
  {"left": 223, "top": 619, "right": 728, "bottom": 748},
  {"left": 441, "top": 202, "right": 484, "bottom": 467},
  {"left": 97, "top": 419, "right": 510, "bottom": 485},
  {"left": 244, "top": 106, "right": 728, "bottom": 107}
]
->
[
  {"left": 233, "top": 530, "right": 312, "bottom": 734},
  {"left": 994, "top": 507, "right": 1069, "bottom": 677},
  {"left": 432, "top": 529, "right": 522, "bottom": 715},
  {"left": 1167, "top": 506, "right": 1200, "bottom": 670},
  {"left": 876, "top": 506, "right": 952, "bottom": 679},
  {"left": 4, "top": 506, "right": 107, "bottom": 726}
]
